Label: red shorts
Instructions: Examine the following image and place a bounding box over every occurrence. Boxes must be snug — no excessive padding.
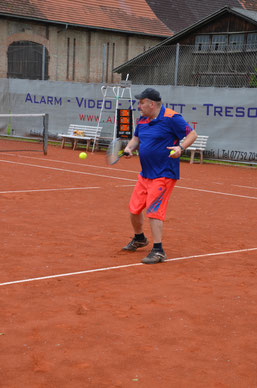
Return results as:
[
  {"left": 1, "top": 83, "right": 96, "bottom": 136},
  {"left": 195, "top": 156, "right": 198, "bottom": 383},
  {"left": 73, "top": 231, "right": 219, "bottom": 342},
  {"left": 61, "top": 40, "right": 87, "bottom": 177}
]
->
[{"left": 129, "top": 175, "right": 177, "bottom": 221}]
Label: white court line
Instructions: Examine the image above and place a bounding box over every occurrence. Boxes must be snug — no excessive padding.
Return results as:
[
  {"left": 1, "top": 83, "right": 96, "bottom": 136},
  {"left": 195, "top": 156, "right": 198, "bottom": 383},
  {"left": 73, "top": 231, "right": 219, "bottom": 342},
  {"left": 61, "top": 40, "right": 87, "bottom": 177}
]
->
[
  {"left": 0, "top": 187, "right": 100, "bottom": 194},
  {"left": 176, "top": 185, "right": 257, "bottom": 200},
  {"left": 0, "top": 247, "right": 256, "bottom": 287},
  {"left": 0, "top": 158, "right": 137, "bottom": 182},
  {"left": 115, "top": 184, "right": 135, "bottom": 188},
  {"left": 232, "top": 184, "right": 257, "bottom": 190},
  {"left": 1, "top": 158, "right": 256, "bottom": 200},
  {"left": 0, "top": 153, "right": 139, "bottom": 174}
]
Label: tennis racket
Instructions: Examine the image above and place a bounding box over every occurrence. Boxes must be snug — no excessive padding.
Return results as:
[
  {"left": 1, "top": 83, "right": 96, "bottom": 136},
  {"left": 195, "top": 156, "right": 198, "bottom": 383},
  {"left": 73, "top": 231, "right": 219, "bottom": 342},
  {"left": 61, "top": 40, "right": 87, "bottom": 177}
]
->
[{"left": 106, "top": 138, "right": 130, "bottom": 165}]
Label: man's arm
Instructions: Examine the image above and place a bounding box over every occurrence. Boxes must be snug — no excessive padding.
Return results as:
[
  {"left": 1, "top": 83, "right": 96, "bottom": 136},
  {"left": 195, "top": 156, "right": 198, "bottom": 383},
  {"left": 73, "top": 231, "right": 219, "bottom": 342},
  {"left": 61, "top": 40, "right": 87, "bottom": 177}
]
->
[
  {"left": 180, "top": 130, "right": 198, "bottom": 150},
  {"left": 168, "top": 130, "right": 198, "bottom": 158},
  {"left": 124, "top": 136, "right": 140, "bottom": 156}
]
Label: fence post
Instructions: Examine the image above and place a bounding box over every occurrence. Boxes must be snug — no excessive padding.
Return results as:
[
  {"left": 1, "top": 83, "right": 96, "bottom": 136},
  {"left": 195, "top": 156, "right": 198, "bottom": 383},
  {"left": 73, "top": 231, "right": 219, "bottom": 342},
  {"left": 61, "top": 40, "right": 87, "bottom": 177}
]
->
[{"left": 174, "top": 43, "right": 180, "bottom": 86}]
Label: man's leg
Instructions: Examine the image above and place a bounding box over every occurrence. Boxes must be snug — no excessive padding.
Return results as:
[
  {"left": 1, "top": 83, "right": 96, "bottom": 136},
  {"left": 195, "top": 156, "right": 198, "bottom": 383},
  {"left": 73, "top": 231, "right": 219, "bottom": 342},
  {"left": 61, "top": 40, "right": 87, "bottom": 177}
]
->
[
  {"left": 130, "top": 212, "right": 144, "bottom": 234},
  {"left": 141, "top": 217, "right": 166, "bottom": 264},
  {"left": 149, "top": 217, "right": 163, "bottom": 243},
  {"left": 123, "top": 175, "right": 149, "bottom": 251},
  {"left": 122, "top": 212, "right": 148, "bottom": 251},
  {"left": 142, "top": 178, "right": 176, "bottom": 264}
]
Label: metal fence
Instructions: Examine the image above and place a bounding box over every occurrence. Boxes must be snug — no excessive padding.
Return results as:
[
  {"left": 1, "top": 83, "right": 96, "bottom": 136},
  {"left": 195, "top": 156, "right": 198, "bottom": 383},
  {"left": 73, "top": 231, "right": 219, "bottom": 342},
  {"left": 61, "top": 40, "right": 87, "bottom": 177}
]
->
[{"left": 118, "top": 44, "right": 257, "bottom": 88}]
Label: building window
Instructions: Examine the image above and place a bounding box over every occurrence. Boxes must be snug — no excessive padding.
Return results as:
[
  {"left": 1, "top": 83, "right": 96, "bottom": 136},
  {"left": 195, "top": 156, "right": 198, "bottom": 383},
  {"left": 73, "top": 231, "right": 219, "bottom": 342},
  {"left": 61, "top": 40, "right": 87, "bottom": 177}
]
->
[
  {"left": 195, "top": 35, "right": 210, "bottom": 51},
  {"left": 228, "top": 34, "right": 244, "bottom": 51},
  {"left": 247, "top": 33, "right": 257, "bottom": 50},
  {"left": 195, "top": 35, "right": 228, "bottom": 52},
  {"left": 211, "top": 35, "right": 227, "bottom": 51},
  {"left": 8, "top": 41, "right": 49, "bottom": 80}
]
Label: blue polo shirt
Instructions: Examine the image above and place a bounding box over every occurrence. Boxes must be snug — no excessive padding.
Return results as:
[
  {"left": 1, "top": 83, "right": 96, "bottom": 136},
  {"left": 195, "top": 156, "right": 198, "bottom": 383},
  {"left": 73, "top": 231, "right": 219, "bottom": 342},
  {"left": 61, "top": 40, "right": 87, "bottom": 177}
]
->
[{"left": 134, "top": 105, "right": 193, "bottom": 180}]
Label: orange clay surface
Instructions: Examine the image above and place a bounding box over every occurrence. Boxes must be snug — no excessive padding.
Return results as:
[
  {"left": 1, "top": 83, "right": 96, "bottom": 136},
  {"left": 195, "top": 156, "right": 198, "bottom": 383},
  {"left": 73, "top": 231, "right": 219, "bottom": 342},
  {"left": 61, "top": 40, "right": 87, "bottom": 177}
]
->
[{"left": 1, "top": 142, "right": 257, "bottom": 388}]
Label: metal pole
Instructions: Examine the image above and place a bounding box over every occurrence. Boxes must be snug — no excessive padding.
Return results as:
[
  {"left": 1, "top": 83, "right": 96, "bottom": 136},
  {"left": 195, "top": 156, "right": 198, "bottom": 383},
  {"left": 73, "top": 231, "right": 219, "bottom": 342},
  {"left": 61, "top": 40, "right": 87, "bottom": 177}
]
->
[
  {"left": 113, "top": 86, "right": 119, "bottom": 142},
  {"left": 121, "top": 73, "right": 129, "bottom": 98},
  {"left": 174, "top": 43, "right": 180, "bottom": 86},
  {"left": 43, "top": 113, "right": 48, "bottom": 155}
]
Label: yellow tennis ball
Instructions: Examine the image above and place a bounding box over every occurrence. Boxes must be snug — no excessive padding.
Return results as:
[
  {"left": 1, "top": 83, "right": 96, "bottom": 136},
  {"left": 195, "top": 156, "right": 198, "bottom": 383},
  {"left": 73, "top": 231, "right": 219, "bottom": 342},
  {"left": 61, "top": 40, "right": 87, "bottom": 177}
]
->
[
  {"left": 169, "top": 150, "right": 175, "bottom": 156},
  {"left": 79, "top": 152, "right": 87, "bottom": 160}
]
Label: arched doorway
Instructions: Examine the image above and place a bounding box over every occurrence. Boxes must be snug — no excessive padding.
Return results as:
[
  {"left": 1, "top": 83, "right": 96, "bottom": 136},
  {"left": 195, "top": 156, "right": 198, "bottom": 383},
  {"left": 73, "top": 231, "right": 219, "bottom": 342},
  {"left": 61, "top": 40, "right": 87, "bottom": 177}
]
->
[{"left": 8, "top": 41, "right": 49, "bottom": 80}]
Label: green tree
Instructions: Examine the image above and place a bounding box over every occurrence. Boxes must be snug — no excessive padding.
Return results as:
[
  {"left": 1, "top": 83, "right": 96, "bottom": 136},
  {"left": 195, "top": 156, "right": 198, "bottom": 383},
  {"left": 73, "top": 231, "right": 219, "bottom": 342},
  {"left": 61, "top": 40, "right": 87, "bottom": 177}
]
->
[{"left": 249, "top": 67, "right": 257, "bottom": 88}]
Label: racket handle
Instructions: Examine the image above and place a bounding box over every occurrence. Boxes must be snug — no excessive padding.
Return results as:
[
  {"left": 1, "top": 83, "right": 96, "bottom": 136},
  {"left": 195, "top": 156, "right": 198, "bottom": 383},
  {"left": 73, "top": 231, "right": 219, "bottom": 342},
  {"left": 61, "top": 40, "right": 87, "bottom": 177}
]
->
[{"left": 123, "top": 152, "right": 130, "bottom": 156}]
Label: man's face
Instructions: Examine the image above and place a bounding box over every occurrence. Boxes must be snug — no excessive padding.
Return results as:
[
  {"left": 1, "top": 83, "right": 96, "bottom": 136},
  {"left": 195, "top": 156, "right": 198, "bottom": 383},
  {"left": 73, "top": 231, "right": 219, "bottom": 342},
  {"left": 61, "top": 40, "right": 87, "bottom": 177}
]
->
[{"left": 138, "top": 98, "right": 153, "bottom": 117}]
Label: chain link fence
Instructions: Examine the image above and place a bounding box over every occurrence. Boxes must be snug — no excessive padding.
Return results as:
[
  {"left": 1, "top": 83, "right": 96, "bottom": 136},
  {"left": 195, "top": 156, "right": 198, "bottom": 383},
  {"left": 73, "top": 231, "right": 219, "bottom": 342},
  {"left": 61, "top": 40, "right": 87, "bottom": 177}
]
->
[{"left": 117, "top": 44, "right": 257, "bottom": 88}]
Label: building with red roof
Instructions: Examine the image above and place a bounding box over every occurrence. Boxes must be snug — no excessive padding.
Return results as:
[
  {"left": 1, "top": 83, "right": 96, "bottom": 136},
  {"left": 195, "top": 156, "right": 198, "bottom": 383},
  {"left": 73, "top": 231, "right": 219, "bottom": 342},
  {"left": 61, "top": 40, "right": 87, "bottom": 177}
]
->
[{"left": 0, "top": 0, "right": 172, "bottom": 82}]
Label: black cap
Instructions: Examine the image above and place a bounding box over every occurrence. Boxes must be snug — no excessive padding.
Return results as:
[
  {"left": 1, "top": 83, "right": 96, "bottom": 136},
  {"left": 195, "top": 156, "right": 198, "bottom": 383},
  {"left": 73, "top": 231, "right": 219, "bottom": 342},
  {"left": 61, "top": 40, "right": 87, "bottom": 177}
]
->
[{"left": 135, "top": 88, "right": 161, "bottom": 102}]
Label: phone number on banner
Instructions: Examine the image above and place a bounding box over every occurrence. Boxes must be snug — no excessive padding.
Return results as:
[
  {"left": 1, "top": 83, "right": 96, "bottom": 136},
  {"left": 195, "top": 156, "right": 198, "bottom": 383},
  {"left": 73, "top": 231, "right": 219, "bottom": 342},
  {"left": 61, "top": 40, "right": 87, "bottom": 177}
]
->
[{"left": 219, "top": 150, "right": 257, "bottom": 162}]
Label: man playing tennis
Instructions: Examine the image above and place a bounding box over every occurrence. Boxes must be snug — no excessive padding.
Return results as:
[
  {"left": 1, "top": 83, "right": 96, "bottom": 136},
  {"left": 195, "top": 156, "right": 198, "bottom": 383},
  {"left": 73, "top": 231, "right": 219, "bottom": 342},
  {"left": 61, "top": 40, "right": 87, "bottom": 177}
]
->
[{"left": 122, "top": 88, "right": 197, "bottom": 264}]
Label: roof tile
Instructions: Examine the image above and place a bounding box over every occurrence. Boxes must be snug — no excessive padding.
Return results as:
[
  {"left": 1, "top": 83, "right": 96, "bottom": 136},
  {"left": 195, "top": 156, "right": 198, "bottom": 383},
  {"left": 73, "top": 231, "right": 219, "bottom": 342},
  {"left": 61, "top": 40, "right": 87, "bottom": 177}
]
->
[
  {"left": 0, "top": 0, "right": 172, "bottom": 36},
  {"left": 146, "top": 0, "right": 257, "bottom": 33}
]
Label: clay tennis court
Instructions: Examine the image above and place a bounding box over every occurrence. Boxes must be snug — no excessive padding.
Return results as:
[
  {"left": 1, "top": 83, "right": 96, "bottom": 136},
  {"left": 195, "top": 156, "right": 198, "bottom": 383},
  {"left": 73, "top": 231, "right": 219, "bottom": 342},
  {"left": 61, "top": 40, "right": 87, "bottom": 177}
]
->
[{"left": 1, "top": 140, "right": 257, "bottom": 388}]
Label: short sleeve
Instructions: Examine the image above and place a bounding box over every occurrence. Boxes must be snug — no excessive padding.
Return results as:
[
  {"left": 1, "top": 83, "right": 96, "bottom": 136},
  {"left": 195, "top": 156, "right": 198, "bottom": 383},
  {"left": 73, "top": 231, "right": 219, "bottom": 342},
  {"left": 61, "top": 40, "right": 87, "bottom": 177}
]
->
[
  {"left": 134, "top": 124, "right": 139, "bottom": 137},
  {"left": 171, "top": 114, "right": 193, "bottom": 140}
]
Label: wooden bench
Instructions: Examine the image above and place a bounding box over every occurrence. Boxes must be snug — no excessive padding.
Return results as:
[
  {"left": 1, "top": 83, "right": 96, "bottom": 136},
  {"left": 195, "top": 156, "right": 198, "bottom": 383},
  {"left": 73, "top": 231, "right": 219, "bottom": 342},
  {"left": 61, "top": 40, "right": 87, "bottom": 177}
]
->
[
  {"left": 58, "top": 125, "right": 102, "bottom": 151},
  {"left": 184, "top": 135, "right": 209, "bottom": 164}
]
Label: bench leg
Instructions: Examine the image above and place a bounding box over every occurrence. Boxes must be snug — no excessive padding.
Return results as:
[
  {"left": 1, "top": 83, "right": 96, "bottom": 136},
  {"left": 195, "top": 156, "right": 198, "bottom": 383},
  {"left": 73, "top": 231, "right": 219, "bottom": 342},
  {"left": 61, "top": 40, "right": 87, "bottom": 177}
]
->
[
  {"left": 61, "top": 138, "right": 65, "bottom": 148},
  {"left": 190, "top": 150, "right": 195, "bottom": 164},
  {"left": 86, "top": 139, "right": 90, "bottom": 151},
  {"left": 73, "top": 139, "right": 78, "bottom": 150}
]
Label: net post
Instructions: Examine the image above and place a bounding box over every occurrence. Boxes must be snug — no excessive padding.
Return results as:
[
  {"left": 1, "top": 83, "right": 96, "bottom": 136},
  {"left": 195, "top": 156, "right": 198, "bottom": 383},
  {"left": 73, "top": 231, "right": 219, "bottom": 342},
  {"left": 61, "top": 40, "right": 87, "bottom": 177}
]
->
[{"left": 43, "top": 113, "right": 49, "bottom": 155}]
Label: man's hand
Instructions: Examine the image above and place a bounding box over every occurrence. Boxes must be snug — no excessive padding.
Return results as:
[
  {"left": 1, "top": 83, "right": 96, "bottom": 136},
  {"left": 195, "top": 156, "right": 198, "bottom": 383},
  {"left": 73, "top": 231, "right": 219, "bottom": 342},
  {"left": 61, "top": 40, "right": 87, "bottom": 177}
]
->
[
  {"left": 124, "top": 135, "right": 140, "bottom": 158},
  {"left": 123, "top": 147, "right": 133, "bottom": 157},
  {"left": 167, "top": 146, "right": 182, "bottom": 158},
  {"left": 167, "top": 130, "right": 198, "bottom": 158}
]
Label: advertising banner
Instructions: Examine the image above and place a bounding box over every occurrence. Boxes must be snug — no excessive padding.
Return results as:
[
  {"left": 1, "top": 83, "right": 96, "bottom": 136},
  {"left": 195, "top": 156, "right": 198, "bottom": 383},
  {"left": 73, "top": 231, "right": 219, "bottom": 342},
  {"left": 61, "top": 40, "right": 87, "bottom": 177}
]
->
[{"left": 0, "top": 79, "right": 256, "bottom": 162}]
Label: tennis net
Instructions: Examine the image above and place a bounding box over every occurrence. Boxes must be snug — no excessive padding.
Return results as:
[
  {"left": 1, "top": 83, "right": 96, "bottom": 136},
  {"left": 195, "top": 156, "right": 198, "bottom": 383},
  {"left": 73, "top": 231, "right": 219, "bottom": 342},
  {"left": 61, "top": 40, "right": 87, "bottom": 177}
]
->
[{"left": 0, "top": 113, "right": 48, "bottom": 155}]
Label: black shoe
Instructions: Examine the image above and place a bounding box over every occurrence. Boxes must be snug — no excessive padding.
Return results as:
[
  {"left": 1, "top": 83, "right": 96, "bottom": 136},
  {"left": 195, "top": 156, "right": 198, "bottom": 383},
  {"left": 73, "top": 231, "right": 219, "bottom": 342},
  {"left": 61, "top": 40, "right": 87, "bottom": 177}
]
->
[
  {"left": 141, "top": 248, "right": 166, "bottom": 264},
  {"left": 122, "top": 237, "right": 149, "bottom": 251}
]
